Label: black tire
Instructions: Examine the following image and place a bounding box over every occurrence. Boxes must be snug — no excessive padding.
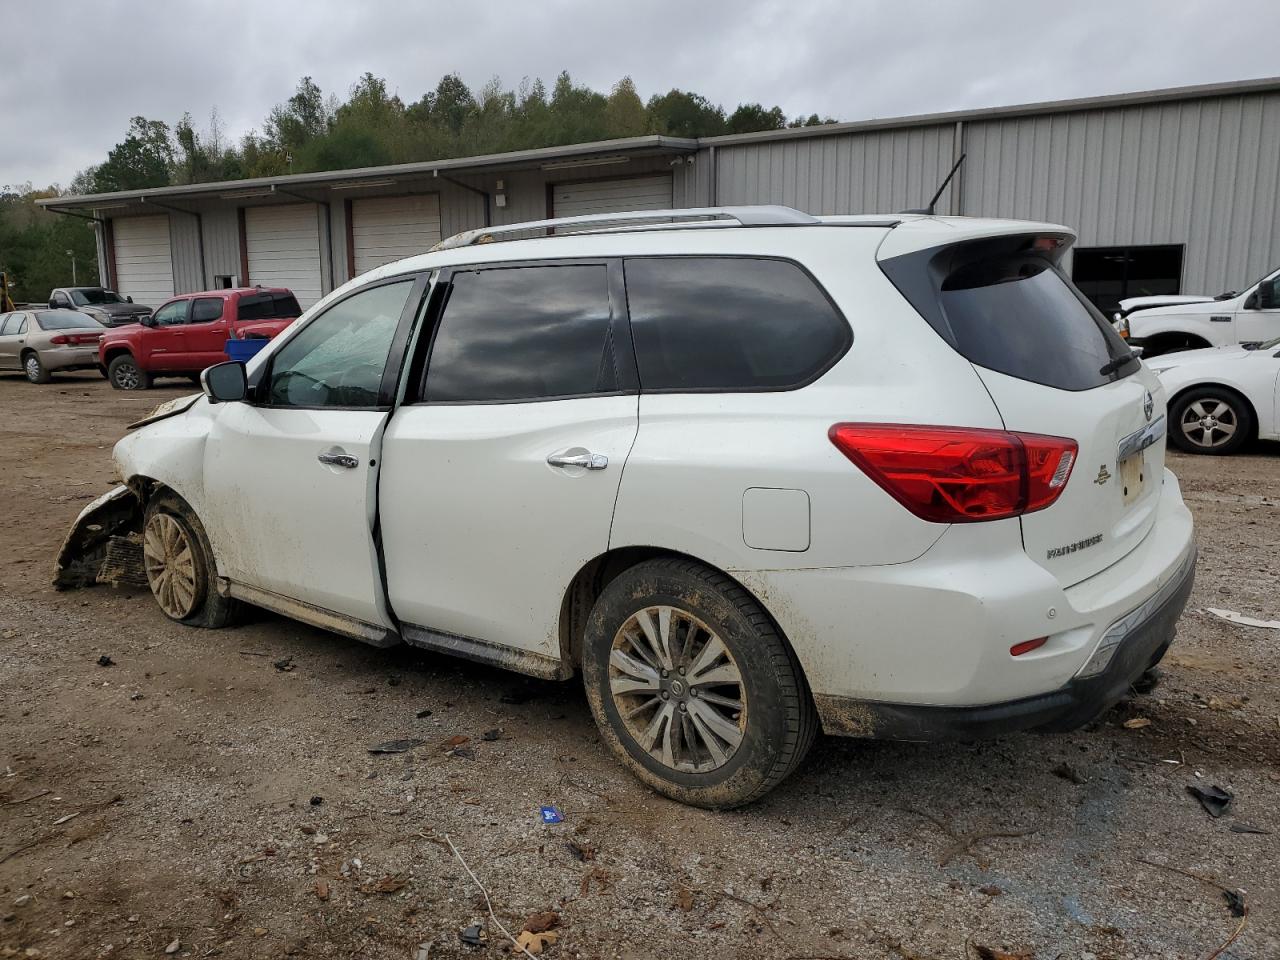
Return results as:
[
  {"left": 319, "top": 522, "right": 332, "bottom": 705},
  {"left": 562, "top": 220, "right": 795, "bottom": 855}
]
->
[
  {"left": 142, "top": 492, "right": 241, "bottom": 629},
  {"left": 108, "top": 354, "right": 151, "bottom": 391},
  {"left": 581, "top": 557, "right": 816, "bottom": 809},
  {"left": 1169, "top": 386, "right": 1252, "bottom": 456},
  {"left": 22, "top": 351, "right": 52, "bottom": 384}
]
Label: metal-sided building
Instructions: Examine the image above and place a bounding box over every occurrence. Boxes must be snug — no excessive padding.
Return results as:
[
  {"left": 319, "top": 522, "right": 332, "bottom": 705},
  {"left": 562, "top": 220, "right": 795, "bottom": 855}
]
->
[{"left": 41, "top": 75, "right": 1280, "bottom": 316}]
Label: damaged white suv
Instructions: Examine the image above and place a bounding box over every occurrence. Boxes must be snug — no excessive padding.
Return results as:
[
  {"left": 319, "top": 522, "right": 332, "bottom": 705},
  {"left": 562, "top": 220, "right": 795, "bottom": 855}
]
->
[{"left": 57, "top": 207, "right": 1196, "bottom": 808}]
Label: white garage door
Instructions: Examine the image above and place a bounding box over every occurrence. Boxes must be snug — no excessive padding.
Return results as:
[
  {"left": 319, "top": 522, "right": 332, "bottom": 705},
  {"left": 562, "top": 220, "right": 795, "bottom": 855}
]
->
[
  {"left": 245, "top": 204, "right": 324, "bottom": 309},
  {"left": 552, "top": 175, "right": 673, "bottom": 221},
  {"left": 112, "top": 215, "right": 174, "bottom": 310},
  {"left": 351, "top": 195, "right": 441, "bottom": 276}
]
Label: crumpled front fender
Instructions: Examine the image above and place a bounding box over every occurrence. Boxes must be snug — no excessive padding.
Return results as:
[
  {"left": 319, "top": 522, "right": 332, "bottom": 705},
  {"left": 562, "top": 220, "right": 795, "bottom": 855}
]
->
[{"left": 52, "top": 485, "right": 145, "bottom": 590}]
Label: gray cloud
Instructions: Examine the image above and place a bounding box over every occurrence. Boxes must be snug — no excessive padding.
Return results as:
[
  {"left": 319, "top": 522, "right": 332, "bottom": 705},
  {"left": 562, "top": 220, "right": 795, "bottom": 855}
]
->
[{"left": 3, "top": 0, "right": 1276, "bottom": 188}]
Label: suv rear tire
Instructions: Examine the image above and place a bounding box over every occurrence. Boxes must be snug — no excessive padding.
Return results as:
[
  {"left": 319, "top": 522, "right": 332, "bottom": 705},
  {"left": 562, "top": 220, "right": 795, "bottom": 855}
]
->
[
  {"left": 108, "top": 354, "right": 151, "bottom": 391},
  {"left": 1169, "top": 386, "right": 1252, "bottom": 455},
  {"left": 142, "top": 492, "right": 241, "bottom": 628},
  {"left": 581, "top": 558, "right": 816, "bottom": 808}
]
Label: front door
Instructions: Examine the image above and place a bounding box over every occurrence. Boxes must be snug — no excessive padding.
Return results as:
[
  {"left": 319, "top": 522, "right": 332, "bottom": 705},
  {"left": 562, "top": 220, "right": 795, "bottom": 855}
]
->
[
  {"left": 1238, "top": 273, "right": 1280, "bottom": 344},
  {"left": 145, "top": 299, "right": 191, "bottom": 370},
  {"left": 379, "top": 261, "right": 638, "bottom": 663},
  {"left": 200, "top": 277, "right": 421, "bottom": 626}
]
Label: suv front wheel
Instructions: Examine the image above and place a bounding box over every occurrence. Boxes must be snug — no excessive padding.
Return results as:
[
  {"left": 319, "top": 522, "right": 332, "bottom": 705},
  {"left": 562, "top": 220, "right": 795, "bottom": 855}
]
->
[
  {"left": 582, "top": 558, "right": 816, "bottom": 808},
  {"left": 108, "top": 354, "right": 151, "bottom": 391},
  {"left": 142, "top": 493, "right": 240, "bottom": 628}
]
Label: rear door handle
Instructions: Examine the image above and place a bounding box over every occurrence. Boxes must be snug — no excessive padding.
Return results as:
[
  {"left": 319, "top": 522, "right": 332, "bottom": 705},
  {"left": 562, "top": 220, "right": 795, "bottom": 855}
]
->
[
  {"left": 318, "top": 452, "right": 359, "bottom": 469},
  {"left": 547, "top": 452, "right": 608, "bottom": 470}
]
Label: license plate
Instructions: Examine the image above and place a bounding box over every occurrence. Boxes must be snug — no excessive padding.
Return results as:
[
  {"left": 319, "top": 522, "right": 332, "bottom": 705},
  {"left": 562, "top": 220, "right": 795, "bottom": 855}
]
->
[{"left": 1119, "top": 452, "right": 1145, "bottom": 506}]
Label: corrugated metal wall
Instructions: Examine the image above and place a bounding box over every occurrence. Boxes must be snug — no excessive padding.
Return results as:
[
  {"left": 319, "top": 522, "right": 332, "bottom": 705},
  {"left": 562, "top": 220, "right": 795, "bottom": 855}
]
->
[
  {"left": 168, "top": 212, "right": 200, "bottom": 293},
  {"left": 712, "top": 125, "right": 957, "bottom": 214},
  {"left": 958, "top": 91, "right": 1280, "bottom": 292},
  {"left": 201, "top": 208, "right": 241, "bottom": 286}
]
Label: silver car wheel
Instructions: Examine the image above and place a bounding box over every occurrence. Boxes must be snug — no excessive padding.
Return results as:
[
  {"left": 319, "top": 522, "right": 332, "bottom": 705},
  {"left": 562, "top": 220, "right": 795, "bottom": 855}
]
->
[
  {"left": 1181, "top": 398, "right": 1238, "bottom": 449},
  {"left": 608, "top": 605, "right": 746, "bottom": 773},
  {"left": 114, "top": 361, "right": 140, "bottom": 390},
  {"left": 143, "top": 512, "right": 199, "bottom": 620},
  {"left": 24, "top": 355, "right": 41, "bottom": 382}
]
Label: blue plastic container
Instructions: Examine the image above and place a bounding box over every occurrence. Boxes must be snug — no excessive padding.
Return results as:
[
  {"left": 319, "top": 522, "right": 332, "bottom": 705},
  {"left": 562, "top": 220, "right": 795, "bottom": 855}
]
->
[{"left": 224, "top": 338, "right": 270, "bottom": 363}]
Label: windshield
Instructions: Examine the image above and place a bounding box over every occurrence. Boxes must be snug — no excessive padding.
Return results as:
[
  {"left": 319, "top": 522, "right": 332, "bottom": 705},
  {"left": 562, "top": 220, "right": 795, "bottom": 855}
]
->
[
  {"left": 37, "top": 311, "right": 104, "bottom": 330},
  {"left": 71, "top": 289, "right": 125, "bottom": 306}
]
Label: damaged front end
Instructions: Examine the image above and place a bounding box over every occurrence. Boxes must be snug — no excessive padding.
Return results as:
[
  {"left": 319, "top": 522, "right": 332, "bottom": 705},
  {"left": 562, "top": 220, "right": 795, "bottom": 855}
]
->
[{"left": 52, "top": 484, "right": 148, "bottom": 590}]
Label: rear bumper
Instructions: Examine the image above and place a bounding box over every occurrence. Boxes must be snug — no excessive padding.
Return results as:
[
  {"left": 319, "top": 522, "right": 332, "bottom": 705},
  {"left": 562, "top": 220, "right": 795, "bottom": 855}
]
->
[
  {"left": 43, "top": 346, "right": 102, "bottom": 370},
  {"left": 816, "top": 544, "right": 1196, "bottom": 739}
]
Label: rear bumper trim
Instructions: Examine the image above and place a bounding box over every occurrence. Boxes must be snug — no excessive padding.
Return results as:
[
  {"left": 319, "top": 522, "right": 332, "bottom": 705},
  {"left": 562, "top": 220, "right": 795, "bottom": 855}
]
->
[{"left": 817, "top": 545, "right": 1196, "bottom": 740}]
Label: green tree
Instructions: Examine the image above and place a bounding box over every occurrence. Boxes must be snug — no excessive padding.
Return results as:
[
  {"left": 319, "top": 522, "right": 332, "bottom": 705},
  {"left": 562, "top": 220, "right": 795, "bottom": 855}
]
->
[
  {"left": 264, "top": 76, "right": 331, "bottom": 151},
  {"left": 605, "top": 77, "right": 648, "bottom": 139},
  {"left": 91, "top": 117, "right": 174, "bottom": 193},
  {"left": 727, "top": 103, "right": 787, "bottom": 135},
  {"left": 0, "top": 185, "right": 99, "bottom": 301},
  {"left": 645, "top": 89, "right": 726, "bottom": 138}
]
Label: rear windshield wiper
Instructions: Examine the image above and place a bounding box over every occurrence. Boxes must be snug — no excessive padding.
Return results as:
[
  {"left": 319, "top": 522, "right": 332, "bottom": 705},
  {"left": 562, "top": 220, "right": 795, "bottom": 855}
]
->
[{"left": 1099, "top": 352, "right": 1138, "bottom": 377}]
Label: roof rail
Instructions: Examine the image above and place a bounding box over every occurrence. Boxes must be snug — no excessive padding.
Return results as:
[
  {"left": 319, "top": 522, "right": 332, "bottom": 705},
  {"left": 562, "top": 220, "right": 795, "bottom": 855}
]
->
[{"left": 432, "top": 205, "right": 822, "bottom": 251}]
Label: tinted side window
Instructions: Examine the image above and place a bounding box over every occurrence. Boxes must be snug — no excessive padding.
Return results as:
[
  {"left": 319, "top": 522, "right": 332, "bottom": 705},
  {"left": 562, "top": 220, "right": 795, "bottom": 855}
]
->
[
  {"left": 424, "top": 265, "right": 615, "bottom": 403},
  {"left": 624, "top": 257, "right": 850, "bottom": 391},
  {"left": 267, "top": 280, "right": 412, "bottom": 408},
  {"left": 937, "top": 257, "right": 1134, "bottom": 391},
  {"left": 238, "top": 292, "right": 301, "bottom": 321},
  {"left": 0, "top": 314, "right": 13, "bottom": 335},
  {"left": 191, "top": 298, "right": 224, "bottom": 323}
]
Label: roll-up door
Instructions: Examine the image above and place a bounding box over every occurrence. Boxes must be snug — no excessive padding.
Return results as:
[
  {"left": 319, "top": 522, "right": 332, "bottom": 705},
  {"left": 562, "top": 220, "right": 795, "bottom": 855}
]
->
[
  {"left": 245, "top": 204, "right": 324, "bottom": 309},
  {"left": 351, "top": 195, "right": 442, "bottom": 276},
  {"left": 112, "top": 215, "right": 174, "bottom": 309},
  {"left": 551, "top": 175, "right": 673, "bottom": 220}
]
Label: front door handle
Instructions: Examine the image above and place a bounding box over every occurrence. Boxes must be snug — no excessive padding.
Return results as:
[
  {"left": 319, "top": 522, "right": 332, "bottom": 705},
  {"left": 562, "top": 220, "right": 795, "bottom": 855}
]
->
[
  {"left": 318, "top": 452, "right": 359, "bottom": 469},
  {"left": 547, "top": 452, "right": 608, "bottom": 470}
]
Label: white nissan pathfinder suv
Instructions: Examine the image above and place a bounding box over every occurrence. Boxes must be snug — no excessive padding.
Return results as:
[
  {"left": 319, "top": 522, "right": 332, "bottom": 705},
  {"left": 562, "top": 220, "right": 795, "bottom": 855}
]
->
[{"left": 56, "top": 206, "right": 1196, "bottom": 808}]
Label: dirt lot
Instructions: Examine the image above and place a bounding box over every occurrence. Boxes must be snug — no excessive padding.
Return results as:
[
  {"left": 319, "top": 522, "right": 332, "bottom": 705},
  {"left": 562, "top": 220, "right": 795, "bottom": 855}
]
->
[{"left": 2, "top": 371, "right": 1279, "bottom": 960}]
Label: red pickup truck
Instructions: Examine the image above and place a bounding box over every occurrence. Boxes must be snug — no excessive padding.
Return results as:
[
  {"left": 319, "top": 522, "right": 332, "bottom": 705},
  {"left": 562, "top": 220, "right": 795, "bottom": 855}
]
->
[{"left": 99, "top": 287, "right": 301, "bottom": 390}]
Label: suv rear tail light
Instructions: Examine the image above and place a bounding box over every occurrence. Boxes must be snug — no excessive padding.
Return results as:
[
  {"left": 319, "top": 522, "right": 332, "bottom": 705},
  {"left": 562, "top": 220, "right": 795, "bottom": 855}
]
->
[{"left": 829, "top": 424, "right": 1077, "bottom": 523}]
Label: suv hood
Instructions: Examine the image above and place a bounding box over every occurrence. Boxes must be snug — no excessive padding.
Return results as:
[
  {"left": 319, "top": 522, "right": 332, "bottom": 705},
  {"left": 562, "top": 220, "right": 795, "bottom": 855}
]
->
[
  {"left": 96, "top": 302, "right": 151, "bottom": 315},
  {"left": 1118, "top": 294, "right": 1212, "bottom": 313}
]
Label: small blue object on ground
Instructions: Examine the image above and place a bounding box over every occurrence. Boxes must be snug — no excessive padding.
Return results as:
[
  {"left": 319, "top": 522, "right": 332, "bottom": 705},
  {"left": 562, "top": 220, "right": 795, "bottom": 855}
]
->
[
  {"left": 539, "top": 805, "right": 564, "bottom": 824},
  {"left": 224, "top": 338, "right": 269, "bottom": 363}
]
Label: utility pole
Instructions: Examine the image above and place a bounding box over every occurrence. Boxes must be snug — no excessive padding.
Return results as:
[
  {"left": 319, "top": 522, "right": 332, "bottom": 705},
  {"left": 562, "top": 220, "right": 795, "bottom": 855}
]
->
[{"left": 66, "top": 249, "right": 76, "bottom": 285}]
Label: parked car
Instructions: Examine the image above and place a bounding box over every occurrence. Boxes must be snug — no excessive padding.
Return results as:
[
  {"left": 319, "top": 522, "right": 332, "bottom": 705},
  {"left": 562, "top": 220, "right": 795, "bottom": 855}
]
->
[
  {"left": 49, "top": 286, "right": 152, "bottom": 327},
  {"left": 1145, "top": 337, "right": 1280, "bottom": 455},
  {"left": 57, "top": 208, "right": 1196, "bottom": 808},
  {"left": 98, "top": 287, "right": 301, "bottom": 390},
  {"left": 0, "top": 308, "right": 106, "bottom": 383},
  {"left": 1117, "top": 266, "right": 1280, "bottom": 356}
]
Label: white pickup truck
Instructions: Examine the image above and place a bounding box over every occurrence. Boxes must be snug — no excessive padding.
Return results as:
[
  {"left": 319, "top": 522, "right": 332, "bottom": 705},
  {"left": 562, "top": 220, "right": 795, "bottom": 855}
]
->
[{"left": 1117, "top": 266, "right": 1280, "bottom": 356}]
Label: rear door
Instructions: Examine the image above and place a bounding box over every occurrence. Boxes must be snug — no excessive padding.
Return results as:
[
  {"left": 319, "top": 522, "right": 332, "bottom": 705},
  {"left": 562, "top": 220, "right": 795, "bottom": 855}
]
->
[
  {"left": 0, "top": 314, "right": 19, "bottom": 368},
  {"left": 184, "top": 296, "right": 230, "bottom": 370},
  {"left": 379, "top": 260, "right": 637, "bottom": 664},
  {"left": 884, "top": 237, "right": 1163, "bottom": 587}
]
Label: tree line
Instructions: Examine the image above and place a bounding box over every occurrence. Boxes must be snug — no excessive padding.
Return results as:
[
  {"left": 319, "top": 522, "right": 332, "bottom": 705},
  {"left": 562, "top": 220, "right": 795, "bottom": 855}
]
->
[{"left": 1, "top": 71, "right": 834, "bottom": 301}]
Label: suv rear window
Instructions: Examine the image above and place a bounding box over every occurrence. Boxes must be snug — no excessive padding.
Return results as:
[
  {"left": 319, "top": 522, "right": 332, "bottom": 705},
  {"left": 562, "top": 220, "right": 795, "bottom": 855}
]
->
[
  {"left": 623, "top": 257, "right": 849, "bottom": 391},
  {"left": 882, "top": 239, "right": 1138, "bottom": 391},
  {"left": 238, "top": 292, "right": 302, "bottom": 321}
]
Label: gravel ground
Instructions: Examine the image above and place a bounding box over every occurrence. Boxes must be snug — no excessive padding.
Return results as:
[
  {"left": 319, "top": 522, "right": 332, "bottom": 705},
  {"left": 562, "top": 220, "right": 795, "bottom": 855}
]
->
[{"left": 1, "top": 371, "right": 1278, "bottom": 960}]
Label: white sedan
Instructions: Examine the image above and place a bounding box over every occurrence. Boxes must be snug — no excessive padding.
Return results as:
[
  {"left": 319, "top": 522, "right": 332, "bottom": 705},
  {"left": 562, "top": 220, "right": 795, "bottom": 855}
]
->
[{"left": 1146, "top": 337, "right": 1280, "bottom": 454}]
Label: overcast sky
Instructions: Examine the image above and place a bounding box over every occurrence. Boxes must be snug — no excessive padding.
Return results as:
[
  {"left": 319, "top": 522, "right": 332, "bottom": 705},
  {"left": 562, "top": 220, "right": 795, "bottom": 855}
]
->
[{"left": 3, "top": 0, "right": 1277, "bottom": 188}]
